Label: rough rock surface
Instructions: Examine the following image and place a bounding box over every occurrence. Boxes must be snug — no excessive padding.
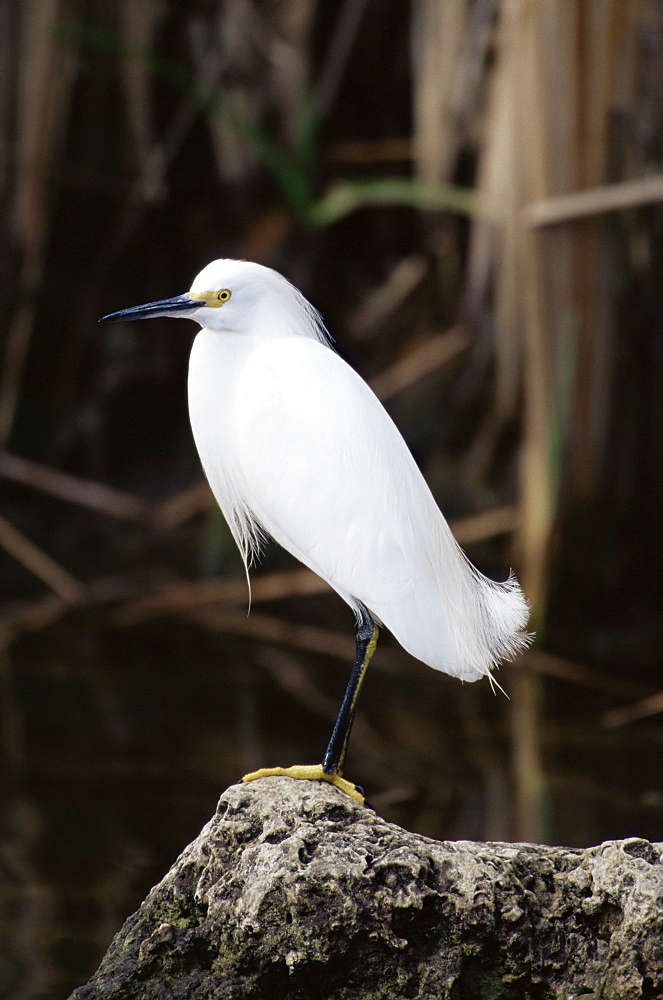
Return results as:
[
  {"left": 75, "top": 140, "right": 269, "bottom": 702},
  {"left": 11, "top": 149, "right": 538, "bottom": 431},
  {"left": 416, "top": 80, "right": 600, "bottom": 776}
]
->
[{"left": 70, "top": 778, "right": 663, "bottom": 999}]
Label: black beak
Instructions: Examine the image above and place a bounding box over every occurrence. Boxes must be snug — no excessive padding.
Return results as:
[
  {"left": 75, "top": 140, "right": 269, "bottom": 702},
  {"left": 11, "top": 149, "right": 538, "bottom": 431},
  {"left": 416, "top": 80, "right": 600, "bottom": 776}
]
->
[{"left": 99, "top": 294, "right": 200, "bottom": 324}]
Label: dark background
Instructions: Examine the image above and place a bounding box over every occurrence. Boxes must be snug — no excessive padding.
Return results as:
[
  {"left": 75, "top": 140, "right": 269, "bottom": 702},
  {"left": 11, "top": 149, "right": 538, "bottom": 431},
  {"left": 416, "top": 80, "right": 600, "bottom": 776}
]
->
[{"left": 0, "top": 1, "right": 661, "bottom": 996}]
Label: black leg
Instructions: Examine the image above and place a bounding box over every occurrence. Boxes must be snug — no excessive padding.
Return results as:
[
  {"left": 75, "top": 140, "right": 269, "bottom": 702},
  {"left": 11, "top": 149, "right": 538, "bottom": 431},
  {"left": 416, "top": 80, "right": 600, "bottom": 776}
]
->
[
  {"left": 241, "top": 604, "right": 378, "bottom": 804},
  {"left": 322, "top": 605, "right": 379, "bottom": 776}
]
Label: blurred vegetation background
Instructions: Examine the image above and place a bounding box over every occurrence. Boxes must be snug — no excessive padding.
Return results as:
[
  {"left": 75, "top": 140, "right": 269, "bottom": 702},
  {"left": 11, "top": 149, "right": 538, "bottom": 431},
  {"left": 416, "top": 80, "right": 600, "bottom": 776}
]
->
[{"left": 0, "top": 1, "right": 661, "bottom": 996}]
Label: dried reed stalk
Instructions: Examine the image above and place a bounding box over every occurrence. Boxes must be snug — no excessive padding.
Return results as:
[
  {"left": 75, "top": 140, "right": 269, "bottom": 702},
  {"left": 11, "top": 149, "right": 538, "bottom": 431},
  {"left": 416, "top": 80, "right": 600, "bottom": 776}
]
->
[
  {"left": 411, "top": 0, "right": 494, "bottom": 184},
  {"left": 467, "top": 0, "right": 649, "bottom": 841},
  {"left": 0, "top": 0, "right": 76, "bottom": 446},
  {"left": 524, "top": 175, "right": 663, "bottom": 227},
  {"left": 411, "top": 0, "right": 466, "bottom": 184},
  {"left": 119, "top": 0, "right": 164, "bottom": 200}
]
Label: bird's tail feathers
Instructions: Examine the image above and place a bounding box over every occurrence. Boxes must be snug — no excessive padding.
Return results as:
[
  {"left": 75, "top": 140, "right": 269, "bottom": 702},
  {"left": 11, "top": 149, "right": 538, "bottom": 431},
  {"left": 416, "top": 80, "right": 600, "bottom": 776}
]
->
[{"left": 430, "top": 525, "right": 532, "bottom": 682}]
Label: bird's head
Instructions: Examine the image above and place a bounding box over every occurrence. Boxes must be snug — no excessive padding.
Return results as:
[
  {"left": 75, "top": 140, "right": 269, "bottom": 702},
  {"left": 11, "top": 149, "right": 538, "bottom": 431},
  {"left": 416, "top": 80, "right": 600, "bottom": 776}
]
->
[{"left": 99, "top": 259, "right": 330, "bottom": 344}]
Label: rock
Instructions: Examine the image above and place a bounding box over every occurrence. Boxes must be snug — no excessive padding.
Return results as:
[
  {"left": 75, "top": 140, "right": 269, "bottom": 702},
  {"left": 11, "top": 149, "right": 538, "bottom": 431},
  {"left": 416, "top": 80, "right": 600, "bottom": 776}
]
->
[{"left": 69, "top": 778, "right": 663, "bottom": 999}]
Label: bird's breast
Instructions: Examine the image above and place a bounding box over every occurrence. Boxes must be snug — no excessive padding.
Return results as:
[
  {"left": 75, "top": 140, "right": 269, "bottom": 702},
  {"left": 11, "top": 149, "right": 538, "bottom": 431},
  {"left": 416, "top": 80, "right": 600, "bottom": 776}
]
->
[{"left": 187, "top": 330, "right": 265, "bottom": 516}]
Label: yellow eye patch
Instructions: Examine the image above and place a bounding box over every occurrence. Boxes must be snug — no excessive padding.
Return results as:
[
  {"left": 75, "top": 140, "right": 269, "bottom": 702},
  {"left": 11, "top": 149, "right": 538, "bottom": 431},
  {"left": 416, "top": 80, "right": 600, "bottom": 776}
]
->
[{"left": 189, "top": 289, "right": 232, "bottom": 308}]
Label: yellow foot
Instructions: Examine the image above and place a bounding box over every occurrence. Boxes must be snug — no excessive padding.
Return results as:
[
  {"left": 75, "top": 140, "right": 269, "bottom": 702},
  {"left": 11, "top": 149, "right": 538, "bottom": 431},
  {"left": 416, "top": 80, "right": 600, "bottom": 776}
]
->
[{"left": 241, "top": 764, "right": 365, "bottom": 805}]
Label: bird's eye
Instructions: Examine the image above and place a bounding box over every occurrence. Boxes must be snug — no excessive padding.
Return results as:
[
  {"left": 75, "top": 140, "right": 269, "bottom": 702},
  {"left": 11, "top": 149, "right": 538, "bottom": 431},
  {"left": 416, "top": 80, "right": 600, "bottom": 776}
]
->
[{"left": 215, "top": 289, "right": 231, "bottom": 303}]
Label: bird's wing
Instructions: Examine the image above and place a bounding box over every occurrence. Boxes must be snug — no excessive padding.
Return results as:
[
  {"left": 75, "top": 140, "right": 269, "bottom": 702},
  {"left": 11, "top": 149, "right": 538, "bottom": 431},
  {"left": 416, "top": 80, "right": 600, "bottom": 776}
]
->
[
  {"left": 227, "top": 336, "right": 529, "bottom": 682},
  {"left": 232, "top": 338, "right": 441, "bottom": 611}
]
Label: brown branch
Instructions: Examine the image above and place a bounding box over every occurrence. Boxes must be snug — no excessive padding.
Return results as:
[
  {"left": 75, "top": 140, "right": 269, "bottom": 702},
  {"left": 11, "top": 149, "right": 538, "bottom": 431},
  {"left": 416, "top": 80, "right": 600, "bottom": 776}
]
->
[
  {"left": 0, "top": 451, "right": 154, "bottom": 523},
  {"left": 254, "top": 647, "right": 405, "bottom": 762},
  {"left": 348, "top": 255, "right": 429, "bottom": 340},
  {"left": 601, "top": 691, "right": 663, "bottom": 729},
  {"left": 176, "top": 605, "right": 406, "bottom": 675},
  {"left": 0, "top": 513, "right": 83, "bottom": 602},
  {"left": 521, "top": 650, "right": 655, "bottom": 702},
  {"left": 369, "top": 326, "right": 472, "bottom": 401},
  {"left": 150, "top": 480, "right": 213, "bottom": 531},
  {"left": 114, "top": 567, "right": 327, "bottom": 625},
  {"left": 114, "top": 503, "right": 519, "bottom": 627},
  {"left": 451, "top": 505, "right": 519, "bottom": 545},
  {"left": 0, "top": 574, "right": 146, "bottom": 647},
  {"left": 327, "top": 137, "right": 413, "bottom": 165}
]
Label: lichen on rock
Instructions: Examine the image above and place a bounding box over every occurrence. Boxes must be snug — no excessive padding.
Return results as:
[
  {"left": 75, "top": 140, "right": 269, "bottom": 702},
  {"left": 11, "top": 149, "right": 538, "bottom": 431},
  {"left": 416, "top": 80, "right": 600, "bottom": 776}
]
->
[{"left": 69, "top": 779, "right": 663, "bottom": 1000}]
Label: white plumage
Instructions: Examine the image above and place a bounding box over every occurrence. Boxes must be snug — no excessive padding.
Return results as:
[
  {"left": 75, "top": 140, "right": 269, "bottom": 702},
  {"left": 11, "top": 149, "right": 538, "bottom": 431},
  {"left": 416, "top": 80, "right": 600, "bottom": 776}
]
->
[{"left": 183, "top": 259, "right": 530, "bottom": 683}]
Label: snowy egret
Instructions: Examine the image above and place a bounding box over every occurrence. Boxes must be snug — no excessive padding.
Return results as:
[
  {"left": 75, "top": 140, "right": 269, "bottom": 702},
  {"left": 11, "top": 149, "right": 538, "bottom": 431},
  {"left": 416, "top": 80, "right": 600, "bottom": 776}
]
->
[{"left": 100, "top": 260, "right": 530, "bottom": 803}]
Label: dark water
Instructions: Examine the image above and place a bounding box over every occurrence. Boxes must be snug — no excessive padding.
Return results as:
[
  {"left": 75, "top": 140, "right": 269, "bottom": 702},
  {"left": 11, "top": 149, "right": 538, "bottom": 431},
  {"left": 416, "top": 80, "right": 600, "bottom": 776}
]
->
[{"left": 1, "top": 597, "right": 662, "bottom": 1000}]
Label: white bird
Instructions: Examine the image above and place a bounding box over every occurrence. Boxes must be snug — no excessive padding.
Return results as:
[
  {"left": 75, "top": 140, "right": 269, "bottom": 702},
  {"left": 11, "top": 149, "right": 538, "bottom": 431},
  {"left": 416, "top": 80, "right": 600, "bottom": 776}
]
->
[{"left": 101, "top": 259, "right": 530, "bottom": 803}]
